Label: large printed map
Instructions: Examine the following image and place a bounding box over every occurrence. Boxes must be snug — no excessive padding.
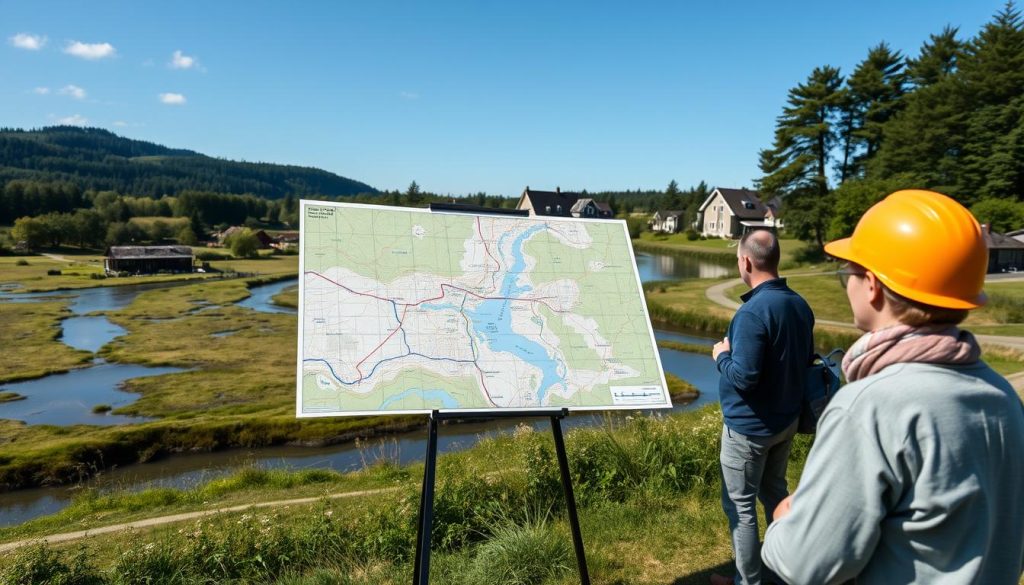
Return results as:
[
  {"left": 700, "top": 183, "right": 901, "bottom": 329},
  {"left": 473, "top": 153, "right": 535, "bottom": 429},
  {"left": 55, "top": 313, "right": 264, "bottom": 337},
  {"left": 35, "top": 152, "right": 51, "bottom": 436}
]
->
[{"left": 297, "top": 201, "right": 669, "bottom": 416}]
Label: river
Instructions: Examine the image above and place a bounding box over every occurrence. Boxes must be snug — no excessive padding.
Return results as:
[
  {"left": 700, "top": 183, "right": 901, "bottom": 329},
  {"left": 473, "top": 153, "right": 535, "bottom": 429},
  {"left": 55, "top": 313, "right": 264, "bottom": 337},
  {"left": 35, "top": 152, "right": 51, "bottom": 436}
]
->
[{"left": 0, "top": 252, "right": 726, "bottom": 527}]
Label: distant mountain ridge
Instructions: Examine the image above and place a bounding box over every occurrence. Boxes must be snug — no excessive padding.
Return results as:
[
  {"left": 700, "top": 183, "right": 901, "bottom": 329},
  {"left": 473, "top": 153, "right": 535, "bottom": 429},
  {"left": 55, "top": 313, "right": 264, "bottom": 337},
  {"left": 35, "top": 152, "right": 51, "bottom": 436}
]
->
[{"left": 0, "top": 126, "right": 377, "bottom": 199}]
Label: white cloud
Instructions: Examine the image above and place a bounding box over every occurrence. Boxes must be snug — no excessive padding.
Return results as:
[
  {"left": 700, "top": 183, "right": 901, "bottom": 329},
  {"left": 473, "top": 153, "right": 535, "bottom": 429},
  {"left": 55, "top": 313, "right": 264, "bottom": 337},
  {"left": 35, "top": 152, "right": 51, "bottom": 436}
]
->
[
  {"left": 33, "top": 87, "right": 51, "bottom": 95},
  {"left": 400, "top": 91, "right": 420, "bottom": 100},
  {"left": 159, "top": 92, "right": 186, "bottom": 105},
  {"left": 169, "top": 50, "right": 196, "bottom": 69},
  {"left": 64, "top": 41, "right": 116, "bottom": 60},
  {"left": 10, "top": 33, "right": 47, "bottom": 50},
  {"left": 112, "top": 120, "right": 128, "bottom": 127},
  {"left": 59, "top": 84, "right": 86, "bottom": 99},
  {"left": 54, "top": 114, "right": 89, "bottom": 126}
]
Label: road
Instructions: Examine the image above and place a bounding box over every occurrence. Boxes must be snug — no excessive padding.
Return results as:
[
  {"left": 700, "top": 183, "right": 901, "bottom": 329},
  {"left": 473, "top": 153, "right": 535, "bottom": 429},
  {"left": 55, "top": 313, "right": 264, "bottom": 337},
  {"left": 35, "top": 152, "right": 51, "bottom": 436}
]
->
[{"left": 705, "top": 276, "right": 1024, "bottom": 352}]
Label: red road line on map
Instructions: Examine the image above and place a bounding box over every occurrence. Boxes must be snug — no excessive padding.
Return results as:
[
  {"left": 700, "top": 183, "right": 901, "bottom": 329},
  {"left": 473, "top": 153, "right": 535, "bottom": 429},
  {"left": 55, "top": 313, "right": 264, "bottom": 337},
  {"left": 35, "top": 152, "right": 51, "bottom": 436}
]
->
[
  {"left": 305, "top": 271, "right": 566, "bottom": 314},
  {"left": 477, "top": 216, "right": 501, "bottom": 287},
  {"left": 355, "top": 304, "right": 408, "bottom": 376}
]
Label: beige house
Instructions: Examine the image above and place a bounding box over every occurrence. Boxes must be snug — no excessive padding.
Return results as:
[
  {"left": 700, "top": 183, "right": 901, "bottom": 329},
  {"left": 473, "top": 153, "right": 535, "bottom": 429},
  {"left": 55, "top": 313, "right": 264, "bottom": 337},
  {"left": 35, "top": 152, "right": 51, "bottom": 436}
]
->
[{"left": 697, "top": 187, "right": 780, "bottom": 238}]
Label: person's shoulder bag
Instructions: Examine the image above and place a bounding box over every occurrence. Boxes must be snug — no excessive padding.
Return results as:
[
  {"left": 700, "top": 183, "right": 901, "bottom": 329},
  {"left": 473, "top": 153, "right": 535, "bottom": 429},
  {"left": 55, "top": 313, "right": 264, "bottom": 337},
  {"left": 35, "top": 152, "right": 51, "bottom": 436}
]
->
[{"left": 798, "top": 348, "right": 844, "bottom": 434}]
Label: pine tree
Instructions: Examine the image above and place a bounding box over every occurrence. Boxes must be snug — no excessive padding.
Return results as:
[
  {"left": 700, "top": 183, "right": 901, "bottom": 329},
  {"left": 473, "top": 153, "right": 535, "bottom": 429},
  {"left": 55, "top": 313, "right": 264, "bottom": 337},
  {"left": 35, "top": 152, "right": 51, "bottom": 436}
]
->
[
  {"left": 905, "top": 26, "right": 964, "bottom": 88},
  {"left": 758, "top": 65, "right": 845, "bottom": 248},
  {"left": 837, "top": 43, "right": 906, "bottom": 181}
]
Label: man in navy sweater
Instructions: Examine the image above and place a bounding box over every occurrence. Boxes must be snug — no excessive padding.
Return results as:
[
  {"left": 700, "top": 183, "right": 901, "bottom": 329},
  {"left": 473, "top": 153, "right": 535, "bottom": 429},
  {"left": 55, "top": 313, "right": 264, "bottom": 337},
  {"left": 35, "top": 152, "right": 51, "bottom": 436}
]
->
[{"left": 710, "top": 229, "right": 815, "bottom": 585}]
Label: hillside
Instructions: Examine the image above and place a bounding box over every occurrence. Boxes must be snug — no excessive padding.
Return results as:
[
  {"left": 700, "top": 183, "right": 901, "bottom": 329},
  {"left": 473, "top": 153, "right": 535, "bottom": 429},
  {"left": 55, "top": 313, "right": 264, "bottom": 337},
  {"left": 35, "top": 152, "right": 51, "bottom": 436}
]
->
[{"left": 0, "top": 126, "right": 377, "bottom": 199}]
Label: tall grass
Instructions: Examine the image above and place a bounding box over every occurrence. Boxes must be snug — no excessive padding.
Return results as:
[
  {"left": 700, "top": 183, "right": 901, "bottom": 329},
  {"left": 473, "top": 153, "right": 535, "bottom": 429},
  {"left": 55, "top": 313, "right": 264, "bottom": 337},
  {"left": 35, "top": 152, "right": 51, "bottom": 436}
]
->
[{"left": 0, "top": 408, "right": 733, "bottom": 584}]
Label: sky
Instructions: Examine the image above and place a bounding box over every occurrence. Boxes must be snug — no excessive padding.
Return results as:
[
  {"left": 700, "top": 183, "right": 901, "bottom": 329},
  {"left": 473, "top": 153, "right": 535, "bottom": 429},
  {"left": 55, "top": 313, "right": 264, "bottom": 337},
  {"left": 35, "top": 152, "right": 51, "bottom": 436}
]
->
[{"left": 0, "top": 0, "right": 1009, "bottom": 197}]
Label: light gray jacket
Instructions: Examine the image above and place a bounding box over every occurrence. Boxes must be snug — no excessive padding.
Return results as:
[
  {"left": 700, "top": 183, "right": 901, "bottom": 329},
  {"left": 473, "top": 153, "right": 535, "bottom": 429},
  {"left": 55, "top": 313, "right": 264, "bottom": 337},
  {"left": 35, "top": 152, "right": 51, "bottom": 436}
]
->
[{"left": 762, "top": 361, "right": 1024, "bottom": 584}]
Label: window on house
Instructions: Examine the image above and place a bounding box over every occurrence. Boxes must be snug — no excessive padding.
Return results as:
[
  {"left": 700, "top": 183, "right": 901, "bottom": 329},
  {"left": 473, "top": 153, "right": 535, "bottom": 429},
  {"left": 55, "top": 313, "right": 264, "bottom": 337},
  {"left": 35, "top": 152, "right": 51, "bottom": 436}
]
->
[
  {"left": 556, "top": 205, "right": 562, "bottom": 213},
  {"left": 586, "top": 206, "right": 593, "bottom": 215},
  {"left": 545, "top": 205, "right": 551, "bottom": 214}
]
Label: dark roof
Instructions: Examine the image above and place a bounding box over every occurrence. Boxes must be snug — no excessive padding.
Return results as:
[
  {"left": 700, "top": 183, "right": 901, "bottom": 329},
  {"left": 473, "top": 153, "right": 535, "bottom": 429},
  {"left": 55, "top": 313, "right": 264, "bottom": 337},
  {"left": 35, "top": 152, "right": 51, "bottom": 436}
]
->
[
  {"left": 429, "top": 202, "right": 529, "bottom": 216},
  {"left": 521, "top": 188, "right": 582, "bottom": 217},
  {"left": 594, "top": 201, "right": 613, "bottom": 214},
  {"left": 106, "top": 246, "right": 194, "bottom": 259},
  {"left": 983, "top": 229, "right": 1024, "bottom": 250},
  {"left": 714, "top": 188, "right": 768, "bottom": 220}
]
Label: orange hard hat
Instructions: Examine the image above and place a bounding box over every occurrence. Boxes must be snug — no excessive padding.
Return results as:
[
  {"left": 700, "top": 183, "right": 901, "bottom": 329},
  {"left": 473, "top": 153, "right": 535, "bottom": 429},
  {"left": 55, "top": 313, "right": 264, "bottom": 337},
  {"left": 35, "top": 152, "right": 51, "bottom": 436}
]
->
[{"left": 824, "top": 189, "right": 988, "bottom": 309}]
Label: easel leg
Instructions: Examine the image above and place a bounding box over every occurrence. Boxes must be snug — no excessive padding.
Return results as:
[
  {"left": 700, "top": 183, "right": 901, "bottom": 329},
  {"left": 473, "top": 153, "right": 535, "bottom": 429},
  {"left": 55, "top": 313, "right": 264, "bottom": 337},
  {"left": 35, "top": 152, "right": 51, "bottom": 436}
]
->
[
  {"left": 413, "top": 412, "right": 439, "bottom": 585},
  {"left": 551, "top": 413, "right": 591, "bottom": 585}
]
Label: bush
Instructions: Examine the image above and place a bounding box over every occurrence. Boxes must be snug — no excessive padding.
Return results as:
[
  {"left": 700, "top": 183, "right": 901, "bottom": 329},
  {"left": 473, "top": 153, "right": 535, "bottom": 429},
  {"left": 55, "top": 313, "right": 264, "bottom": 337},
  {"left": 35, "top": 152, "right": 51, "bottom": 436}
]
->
[
  {"left": 15, "top": 259, "right": 29, "bottom": 266},
  {"left": 91, "top": 404, "right": 112, "bottom": 414},
  {"left": 47, "top": 269, "right": 61, "bottom": 276},
  {"left": 685, "top": 228, "right": 699, "bottom": 241},
  {"left": 0, "top": 544, "right": 102, "bottom": 585},
  {"left": 461, "top": 513, "right": 572, "bottom": 585}
]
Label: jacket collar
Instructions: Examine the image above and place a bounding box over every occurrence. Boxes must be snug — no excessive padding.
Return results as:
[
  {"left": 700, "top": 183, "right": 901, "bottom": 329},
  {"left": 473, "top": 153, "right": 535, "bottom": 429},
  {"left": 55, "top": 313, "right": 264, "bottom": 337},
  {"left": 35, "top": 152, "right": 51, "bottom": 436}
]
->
[{"left": 740, "top": 277, "right": 787, "bottom": 303}]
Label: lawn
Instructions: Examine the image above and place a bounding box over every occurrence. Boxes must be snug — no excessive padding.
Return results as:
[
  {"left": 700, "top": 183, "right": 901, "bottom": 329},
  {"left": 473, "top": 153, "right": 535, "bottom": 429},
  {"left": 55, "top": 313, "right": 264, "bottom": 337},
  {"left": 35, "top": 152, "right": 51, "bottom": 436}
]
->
[{"left": 633, "top": 232, "right": 826, "bottom": 271}]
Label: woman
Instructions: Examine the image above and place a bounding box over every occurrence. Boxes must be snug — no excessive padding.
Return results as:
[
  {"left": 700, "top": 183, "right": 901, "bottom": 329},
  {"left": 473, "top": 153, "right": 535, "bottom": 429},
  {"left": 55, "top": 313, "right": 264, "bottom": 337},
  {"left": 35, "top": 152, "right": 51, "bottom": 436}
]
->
[{"left": 760, "top": 189, "right": 1024, "bottom": 584}]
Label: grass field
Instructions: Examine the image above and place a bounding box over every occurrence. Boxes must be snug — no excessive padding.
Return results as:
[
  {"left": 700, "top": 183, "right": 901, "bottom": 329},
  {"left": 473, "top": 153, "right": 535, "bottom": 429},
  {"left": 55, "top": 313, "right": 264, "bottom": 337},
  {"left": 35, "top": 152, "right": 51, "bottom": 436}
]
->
[
  {"left": 633, "top": 232, "right": 826, "bottom": 271},
  {"left": 721, "top": 275, "right": 1024, "bottom": 338},
  {"left": 0, "top": 405, "right": 791, "bottom": 585}
]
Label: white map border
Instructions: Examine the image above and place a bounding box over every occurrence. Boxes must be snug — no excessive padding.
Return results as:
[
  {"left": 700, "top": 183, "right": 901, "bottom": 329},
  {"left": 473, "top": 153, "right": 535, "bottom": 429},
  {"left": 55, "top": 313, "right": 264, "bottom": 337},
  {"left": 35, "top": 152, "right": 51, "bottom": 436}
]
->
[{"left": 295, "top": 200, "right": 670, "bottom": 417}]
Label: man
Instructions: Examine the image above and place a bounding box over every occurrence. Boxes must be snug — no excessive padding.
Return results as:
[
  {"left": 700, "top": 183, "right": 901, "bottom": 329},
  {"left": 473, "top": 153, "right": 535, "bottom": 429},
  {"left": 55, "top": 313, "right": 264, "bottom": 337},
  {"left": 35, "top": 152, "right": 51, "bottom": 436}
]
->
[
  {"left": 762, "top": 190, "right": 1024, "bottom": 583},
  {"left": 711, "top": 229, "right": 815, "bottom": 585}
]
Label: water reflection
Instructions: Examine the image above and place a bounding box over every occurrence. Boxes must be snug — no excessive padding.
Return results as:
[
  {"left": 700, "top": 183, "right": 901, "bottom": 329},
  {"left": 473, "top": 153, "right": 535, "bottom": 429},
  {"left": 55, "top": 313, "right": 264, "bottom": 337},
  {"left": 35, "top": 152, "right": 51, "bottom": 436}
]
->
[
  {"left": 0, "top": 359, "right": 184, "bottom": 426},
  {"left": 634, "top": 252, "right": 732, "bottom": 281}
]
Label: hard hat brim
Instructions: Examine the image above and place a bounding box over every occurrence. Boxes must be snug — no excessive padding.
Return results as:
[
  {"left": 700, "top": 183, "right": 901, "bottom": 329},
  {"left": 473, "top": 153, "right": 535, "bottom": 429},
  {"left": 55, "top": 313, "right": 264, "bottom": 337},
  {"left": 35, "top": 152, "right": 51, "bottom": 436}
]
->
[{"left": 824, "top": 237, "right": 986, "bottom": 310}]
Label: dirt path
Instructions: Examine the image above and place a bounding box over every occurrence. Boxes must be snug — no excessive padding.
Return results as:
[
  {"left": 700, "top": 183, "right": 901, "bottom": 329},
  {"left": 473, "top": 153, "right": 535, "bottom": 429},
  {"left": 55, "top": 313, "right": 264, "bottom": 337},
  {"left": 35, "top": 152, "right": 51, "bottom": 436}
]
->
[
  {"left": 0, "top": 486, "right": 399, "bottom": 555},
  {"left": 705, "top": 276, "right": 1024, "bottom": 351}
]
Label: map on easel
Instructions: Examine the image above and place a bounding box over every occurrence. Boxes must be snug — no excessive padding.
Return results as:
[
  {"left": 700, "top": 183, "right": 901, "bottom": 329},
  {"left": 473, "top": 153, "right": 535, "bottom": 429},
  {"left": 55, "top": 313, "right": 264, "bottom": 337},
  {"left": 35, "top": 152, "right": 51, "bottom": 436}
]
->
[{"left": 296, "top": 201, "right": 669, "bottom": 416}]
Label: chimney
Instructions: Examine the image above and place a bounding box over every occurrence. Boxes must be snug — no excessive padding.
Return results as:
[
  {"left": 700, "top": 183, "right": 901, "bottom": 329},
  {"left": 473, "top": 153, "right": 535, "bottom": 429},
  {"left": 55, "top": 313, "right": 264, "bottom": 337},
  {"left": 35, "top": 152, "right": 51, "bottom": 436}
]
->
[
  {"left": 982, "top": 223, "right": 991, "bottom": 235},
  {"left": 556, "top": 186, "right": 560, "bottom": 194}
]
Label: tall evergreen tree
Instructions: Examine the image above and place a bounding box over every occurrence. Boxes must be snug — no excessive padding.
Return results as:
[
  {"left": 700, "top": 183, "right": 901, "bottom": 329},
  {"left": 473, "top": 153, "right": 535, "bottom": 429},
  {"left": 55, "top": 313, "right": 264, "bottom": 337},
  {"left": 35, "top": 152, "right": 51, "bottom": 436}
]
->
[
  {"left": 905, "top": 26, "right": 963, "bottom": 88},
  {"left": 837, "top": 43, "right": 906, "bottom": 181},
  {"left": 758, "top": 65, "right": 845, "bottom": 248}
]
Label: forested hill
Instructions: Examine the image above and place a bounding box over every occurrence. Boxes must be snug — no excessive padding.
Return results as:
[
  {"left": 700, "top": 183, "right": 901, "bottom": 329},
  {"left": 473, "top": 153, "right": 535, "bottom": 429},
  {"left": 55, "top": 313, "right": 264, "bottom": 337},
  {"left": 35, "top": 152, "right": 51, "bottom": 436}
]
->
[{"left": 0, "top": 126, "right": 377, "bottom": 199}]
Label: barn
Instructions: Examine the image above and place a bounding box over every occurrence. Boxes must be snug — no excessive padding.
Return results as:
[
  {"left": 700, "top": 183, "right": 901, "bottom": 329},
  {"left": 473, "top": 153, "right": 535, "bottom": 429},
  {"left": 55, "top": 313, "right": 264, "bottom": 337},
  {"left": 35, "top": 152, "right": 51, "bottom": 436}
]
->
[{"left": 104, "top": 246, "right": 195, "bottom": 274}]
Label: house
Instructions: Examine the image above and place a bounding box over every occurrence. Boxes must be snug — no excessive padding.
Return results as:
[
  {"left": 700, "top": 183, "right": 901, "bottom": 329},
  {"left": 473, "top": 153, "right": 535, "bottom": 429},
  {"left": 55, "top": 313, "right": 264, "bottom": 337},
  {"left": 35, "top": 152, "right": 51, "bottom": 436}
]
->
[
  {"left": 270, "top": 231, "right": 300, "bottom": 251},
  {"left": 216, "top": 227, "right": 275, "bottom": 249},
  {"left": 105, "top": 246, "right": 194, "bottom": 274},
  {"left": 516, "top": 187, "right": 611, "bottom": 218},
  {"left": 569, "top": 198, "right": 613, "bottom": 219},
  {"left": 982, "top": 225, "right": 1024, "bottom": 273},
  {"left": 697, "top": 187, "right": 779, "bottom": 238},
  {"left": 649, "top": 210, "right": 685, "bottom": 233}
]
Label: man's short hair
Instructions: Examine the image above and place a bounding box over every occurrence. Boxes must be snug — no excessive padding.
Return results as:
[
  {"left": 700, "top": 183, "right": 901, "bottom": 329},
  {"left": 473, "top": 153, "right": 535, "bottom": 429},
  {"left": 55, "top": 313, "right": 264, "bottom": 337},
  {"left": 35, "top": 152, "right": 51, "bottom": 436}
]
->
[{"left": 739, "top": 229, "right": 780, "bottom": 272}]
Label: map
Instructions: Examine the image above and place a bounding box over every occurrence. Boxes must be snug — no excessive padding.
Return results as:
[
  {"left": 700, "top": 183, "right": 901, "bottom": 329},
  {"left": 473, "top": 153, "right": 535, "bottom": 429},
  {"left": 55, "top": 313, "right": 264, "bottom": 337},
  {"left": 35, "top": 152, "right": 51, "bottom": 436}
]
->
[{"left": 297, "top": 201, "right": 670, "bottom": 416}]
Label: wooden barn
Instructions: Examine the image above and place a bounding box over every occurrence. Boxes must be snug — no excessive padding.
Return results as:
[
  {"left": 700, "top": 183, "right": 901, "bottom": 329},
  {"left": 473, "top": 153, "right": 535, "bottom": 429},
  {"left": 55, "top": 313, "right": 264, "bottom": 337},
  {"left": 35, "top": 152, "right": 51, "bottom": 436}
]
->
[{"left": 104, "top": 246, "right": 195, "bottom": 274}]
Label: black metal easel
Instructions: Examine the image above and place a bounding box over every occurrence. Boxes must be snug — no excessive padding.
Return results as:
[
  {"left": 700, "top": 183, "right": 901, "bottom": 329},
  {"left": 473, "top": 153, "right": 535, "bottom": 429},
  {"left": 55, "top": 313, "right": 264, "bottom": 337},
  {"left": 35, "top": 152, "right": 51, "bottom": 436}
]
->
[{"left": 411, "top": 408, "right": 590, "bottom": 585}]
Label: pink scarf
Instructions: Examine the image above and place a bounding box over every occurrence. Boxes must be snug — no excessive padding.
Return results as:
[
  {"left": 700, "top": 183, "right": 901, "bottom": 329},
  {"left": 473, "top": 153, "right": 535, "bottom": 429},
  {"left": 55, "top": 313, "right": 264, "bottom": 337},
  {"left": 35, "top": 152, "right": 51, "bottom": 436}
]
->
[{"left": 841, "top": 324, "right": 981, "bottom": 382}]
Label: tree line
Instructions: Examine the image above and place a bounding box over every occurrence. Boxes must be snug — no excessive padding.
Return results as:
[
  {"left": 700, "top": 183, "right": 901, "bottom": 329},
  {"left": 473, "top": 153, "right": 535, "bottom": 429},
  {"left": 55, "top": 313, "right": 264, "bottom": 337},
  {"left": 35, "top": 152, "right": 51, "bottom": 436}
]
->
[
  {"left": 759, "top": 2, "right": 1024, "bottom": 248},
  {"left": 0, "top": 126, "right": 377, "bottom": 199}
]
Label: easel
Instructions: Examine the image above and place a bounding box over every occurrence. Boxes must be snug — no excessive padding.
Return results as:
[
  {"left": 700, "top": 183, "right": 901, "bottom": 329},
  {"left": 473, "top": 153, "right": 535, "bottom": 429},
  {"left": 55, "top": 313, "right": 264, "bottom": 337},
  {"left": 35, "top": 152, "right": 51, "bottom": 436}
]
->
[{"left": 412, "top": 408, "right": 590, "bottom": 585}]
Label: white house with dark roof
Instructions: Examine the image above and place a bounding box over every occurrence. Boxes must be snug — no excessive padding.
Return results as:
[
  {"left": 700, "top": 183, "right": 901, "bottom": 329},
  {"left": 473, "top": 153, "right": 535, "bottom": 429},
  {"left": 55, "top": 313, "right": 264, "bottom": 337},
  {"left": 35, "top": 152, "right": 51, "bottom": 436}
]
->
[
  {"left": 516, "top": 187, "right": 612, "bottom": 219},
  {"left": 649, "top": 210, "right": 686, "bottom": 233},
  {"left": 697, "top": 187, "right": 780, "bottom": 238}
]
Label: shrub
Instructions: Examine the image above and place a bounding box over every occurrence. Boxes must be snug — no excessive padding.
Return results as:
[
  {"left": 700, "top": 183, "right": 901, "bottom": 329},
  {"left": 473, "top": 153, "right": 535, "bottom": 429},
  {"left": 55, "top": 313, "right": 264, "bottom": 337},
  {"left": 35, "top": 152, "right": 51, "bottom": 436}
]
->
[
  {"left": 91, "top": 404, "right": 112, "bottom": 414},
  {"left": 15, "top": 259, "right": 29, "bottom": 266},
  {"left": 461, "top": 513, "right": 572, "bottom": 585},
  {"left": 685, "top": 228, "right": 699, "bottom": 241},
  {"left": 0, "top": 544, "right": 102, "bottom": 585},
  {"left": 47, "top": 269, "right": 61, "bottom": 276}
]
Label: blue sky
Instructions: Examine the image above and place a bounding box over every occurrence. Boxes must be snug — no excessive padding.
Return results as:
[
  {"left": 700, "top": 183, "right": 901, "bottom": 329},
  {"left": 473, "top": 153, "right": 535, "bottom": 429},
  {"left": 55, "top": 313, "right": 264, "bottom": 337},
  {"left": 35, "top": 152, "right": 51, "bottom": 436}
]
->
[{"left": 0, "top": 0, "right": 1007, "bottom": 197}]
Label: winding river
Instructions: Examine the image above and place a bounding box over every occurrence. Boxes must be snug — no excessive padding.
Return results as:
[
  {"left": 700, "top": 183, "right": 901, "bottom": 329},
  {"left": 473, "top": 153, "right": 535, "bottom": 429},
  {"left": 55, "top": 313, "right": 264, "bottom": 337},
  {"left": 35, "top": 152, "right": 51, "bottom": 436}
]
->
[{"left": 0, "top": 252, "right": 725, "bottom": 527}]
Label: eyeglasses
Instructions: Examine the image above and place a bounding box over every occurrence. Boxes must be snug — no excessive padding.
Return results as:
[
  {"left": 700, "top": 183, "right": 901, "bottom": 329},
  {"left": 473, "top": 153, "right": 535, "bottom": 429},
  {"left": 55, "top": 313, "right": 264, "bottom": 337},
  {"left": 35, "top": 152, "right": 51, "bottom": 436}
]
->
[{"left": 836, "top": 265, "right": 867, "bottom": 288}]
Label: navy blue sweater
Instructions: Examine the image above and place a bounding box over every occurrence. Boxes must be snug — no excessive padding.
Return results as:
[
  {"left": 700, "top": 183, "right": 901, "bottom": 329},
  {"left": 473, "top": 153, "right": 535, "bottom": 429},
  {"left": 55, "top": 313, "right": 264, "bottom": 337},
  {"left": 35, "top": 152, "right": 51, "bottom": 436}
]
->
[{"left": 715, "top": 278, "right": 815, "bottom": 436}]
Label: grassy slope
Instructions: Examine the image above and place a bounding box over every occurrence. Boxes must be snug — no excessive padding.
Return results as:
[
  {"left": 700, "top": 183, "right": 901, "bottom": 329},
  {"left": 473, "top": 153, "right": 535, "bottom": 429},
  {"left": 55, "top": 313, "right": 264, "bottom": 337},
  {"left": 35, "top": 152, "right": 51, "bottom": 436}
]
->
[{"left": 0, "top": 406, "right": 779, "bottom": 585}]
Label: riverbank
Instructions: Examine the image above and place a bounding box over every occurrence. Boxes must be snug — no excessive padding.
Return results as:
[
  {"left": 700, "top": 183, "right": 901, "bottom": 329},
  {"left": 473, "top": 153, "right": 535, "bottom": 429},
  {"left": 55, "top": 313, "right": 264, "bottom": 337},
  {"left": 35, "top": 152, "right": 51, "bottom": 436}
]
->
[{"left": 1, "top": 405, "right": 789, "bottom": 585}]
